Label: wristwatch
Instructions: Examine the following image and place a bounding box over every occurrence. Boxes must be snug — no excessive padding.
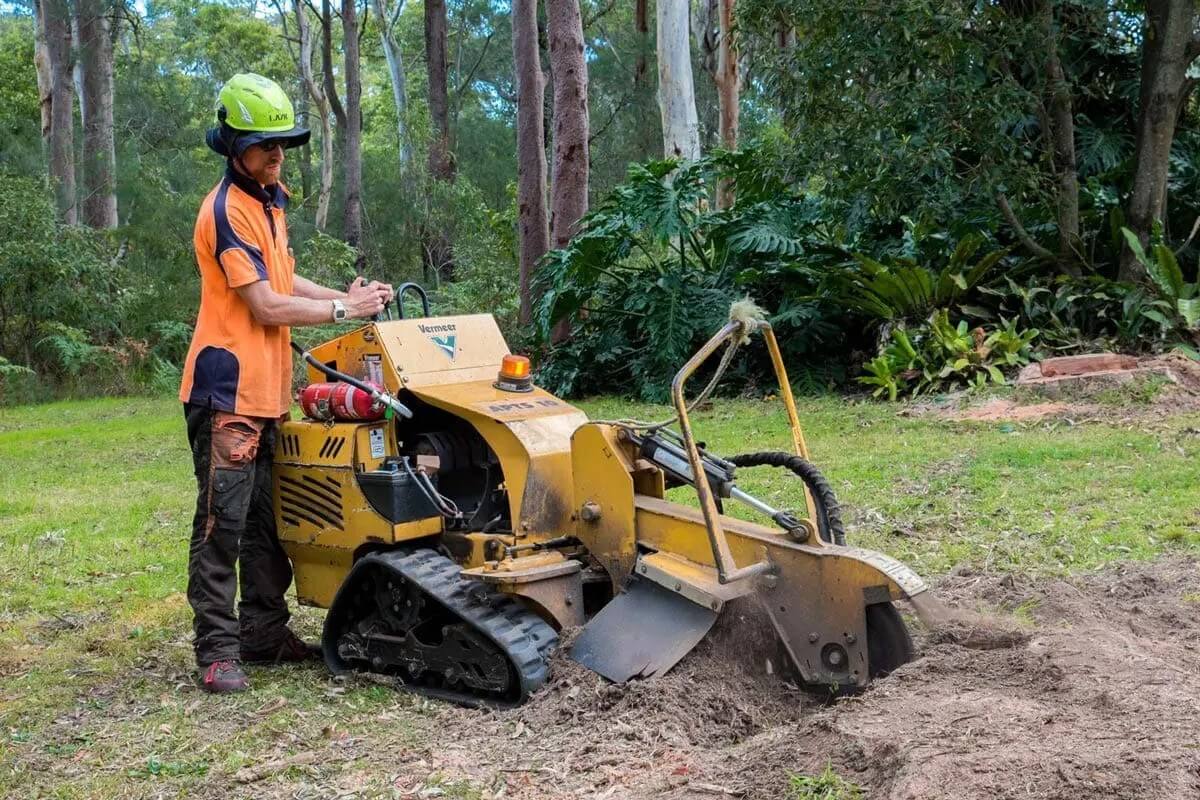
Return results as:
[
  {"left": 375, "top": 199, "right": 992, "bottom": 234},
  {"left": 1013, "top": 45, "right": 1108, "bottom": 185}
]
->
[{"left": 331, "top": 299, "right": 347, "bottom": 322}]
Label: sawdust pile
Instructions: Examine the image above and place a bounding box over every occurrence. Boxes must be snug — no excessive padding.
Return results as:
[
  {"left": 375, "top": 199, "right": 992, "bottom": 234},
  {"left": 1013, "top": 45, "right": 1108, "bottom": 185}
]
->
[{"left": 429, "top": 557, "right": 1200, "bottom": 800}]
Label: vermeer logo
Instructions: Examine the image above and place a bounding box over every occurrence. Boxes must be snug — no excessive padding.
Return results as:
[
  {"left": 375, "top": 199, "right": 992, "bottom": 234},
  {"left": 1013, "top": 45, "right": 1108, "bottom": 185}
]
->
[{"left": 419, "top": 322, "right": 457, "bottom": 359}]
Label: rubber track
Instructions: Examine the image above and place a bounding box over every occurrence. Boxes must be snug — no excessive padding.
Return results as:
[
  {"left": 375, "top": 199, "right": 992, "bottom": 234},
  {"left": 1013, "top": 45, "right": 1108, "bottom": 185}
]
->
[
  {"left": 727, "top": 451, "right": 846, "bottom": 545},
  {"left": 329, "top": 548, "right": 558, "bottom": 707}
]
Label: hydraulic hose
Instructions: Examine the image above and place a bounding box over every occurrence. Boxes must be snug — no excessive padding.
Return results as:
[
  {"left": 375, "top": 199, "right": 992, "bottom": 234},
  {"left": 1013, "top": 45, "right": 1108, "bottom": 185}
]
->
[{"left": 727, "top": 452, "right": 846, "bottom": 545}]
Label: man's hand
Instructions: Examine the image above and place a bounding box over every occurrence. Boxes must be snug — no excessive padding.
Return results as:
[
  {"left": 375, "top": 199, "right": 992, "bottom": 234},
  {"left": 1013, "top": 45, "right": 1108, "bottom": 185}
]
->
[
  {"left": 344, "top": 277, "right": 390, "bottom": 319},
  {"left": 364, "top": 279, "right": 395, "bottom": 305}
]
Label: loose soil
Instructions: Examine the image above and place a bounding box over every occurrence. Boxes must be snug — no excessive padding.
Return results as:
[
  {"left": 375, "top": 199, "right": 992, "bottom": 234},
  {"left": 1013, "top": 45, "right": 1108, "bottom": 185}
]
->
[{"left": 413, "top": 557, "right": 1200, "bottom": 800}]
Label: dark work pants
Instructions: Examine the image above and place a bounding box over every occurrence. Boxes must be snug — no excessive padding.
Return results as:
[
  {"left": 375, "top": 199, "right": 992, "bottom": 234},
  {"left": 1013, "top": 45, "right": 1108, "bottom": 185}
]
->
[{"left": 184, "top": 403, "right": 292, "bottom": 666}]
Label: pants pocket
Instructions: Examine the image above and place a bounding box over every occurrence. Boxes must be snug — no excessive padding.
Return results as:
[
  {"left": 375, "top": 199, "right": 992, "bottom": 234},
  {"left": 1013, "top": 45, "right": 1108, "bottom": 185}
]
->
[
  {"left": 213, "top": 412, "right": 264, "bottom": 468},
  {"left": 211, "top": 466, "right": 254, "bottom": 529}
]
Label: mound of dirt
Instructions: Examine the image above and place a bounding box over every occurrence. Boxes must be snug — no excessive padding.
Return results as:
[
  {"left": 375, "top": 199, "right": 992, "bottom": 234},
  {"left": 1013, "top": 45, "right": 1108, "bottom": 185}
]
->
[{"left": 424, "top": 558, "right": 1200, "bottom": 800}]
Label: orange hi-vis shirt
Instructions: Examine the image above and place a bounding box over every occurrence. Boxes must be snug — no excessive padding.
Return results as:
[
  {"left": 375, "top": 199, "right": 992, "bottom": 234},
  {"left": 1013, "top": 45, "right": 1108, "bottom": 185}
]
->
[{"left": 179, "top": 167, "right": 296, "bottom": 418}]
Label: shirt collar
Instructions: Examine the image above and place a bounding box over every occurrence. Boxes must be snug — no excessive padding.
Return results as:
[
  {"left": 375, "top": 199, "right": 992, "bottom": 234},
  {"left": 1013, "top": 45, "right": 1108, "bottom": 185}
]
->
[{"left": 224, "top": 163, "right": 289, "bottom": 208}]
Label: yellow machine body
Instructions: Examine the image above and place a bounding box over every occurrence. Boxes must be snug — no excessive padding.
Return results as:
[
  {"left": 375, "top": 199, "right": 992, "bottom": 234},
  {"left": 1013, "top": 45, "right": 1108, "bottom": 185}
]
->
[{"left": 274, "top": 311, "right": 928, "bottom": 698}]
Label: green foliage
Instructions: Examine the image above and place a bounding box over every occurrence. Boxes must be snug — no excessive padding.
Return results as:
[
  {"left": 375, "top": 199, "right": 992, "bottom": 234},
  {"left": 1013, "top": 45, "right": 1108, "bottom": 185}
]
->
[
  {"left": 534, "top": 155, "right": 843, "bottom": 400},
  {"left": 839, "top": 234, "right": 1007, "bottom": 325},
  {"left": 972, "top": 272, "right": 1162, "bottom": 354},
  {"left": 0, "top": 172, "right": 173, "bottom": 401},
  {"left": 297, "top": 231, "right": 360, "bottom": 291},
  {"left": 436, "top": 200, "right": 521, "bottom": 341},
  {"left": 787, "top": 764, "right": 864, "bottom": 800},
  {"left": 740, "top": 0, "right": 1040, "bottom": 241},
  {"left": 0, "top": 17, "right": 38, "bottom": 143},
  {"left": 858, "top": 311, "right": 1038, "bottom": 400},
  {"left": 1119, "top": 227, "right": 1200, "bottom": 345},
  {"left": 0, "top": 355, "right": 36, "bottom": 405}
]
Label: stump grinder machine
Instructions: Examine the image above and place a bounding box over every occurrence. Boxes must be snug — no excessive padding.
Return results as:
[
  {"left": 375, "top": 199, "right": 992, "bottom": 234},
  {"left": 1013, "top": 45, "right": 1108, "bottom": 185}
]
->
[{"left": 274, "top": 285, "right": 928, "bottom": 706}]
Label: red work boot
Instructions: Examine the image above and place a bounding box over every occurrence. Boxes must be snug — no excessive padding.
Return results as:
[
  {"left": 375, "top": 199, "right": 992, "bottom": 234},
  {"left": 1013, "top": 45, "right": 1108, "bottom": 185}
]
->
[
  {"left": 200, "top": 660, "right": 249, "bottom": 694},
  {"left": 240, "top": 629, "right": 321, "bottom": 665}
]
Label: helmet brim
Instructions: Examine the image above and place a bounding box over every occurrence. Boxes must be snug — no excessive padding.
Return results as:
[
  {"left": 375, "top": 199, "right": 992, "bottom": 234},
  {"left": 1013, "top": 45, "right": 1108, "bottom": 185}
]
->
[{"left": 232, "top": 126, "right": 311, "bottom": 154}]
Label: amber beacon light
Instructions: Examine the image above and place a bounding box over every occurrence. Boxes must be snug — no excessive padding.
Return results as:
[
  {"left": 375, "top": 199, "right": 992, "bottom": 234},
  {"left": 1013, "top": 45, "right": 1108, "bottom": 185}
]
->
[{"left": 495, "top": 354, "right": 533, "bottom": 392}]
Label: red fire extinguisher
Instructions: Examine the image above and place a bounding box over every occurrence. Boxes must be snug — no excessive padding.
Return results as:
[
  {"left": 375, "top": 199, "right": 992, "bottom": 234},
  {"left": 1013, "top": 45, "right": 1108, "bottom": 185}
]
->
[{"left": 298, "top": 382, "right": 387, "bottom": 421}]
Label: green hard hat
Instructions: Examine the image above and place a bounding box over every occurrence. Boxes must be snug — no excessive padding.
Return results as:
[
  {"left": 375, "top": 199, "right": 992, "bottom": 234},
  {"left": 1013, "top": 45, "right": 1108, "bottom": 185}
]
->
[{"left": 208, "top": 73, "right": 310, "bottom": 155}]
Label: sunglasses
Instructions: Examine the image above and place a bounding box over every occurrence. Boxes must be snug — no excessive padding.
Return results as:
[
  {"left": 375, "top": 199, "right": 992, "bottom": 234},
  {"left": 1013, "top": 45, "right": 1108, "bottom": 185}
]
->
[{"left": 249, "top": 140, "right": 286, "bottom": 153}]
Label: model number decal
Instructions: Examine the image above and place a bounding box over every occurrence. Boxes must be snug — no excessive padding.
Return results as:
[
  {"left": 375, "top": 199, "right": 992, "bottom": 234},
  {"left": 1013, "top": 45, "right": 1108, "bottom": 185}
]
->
[{"left": 473, "top": 398, "right": 568, "bottom": 418}]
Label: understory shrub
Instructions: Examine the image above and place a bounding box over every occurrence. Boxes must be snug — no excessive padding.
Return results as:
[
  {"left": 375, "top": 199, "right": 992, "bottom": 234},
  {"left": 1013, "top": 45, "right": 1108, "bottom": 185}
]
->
[
  {"left": 534, "top": 155, "right": 848, "bottom": 401},
  {"left": 858, "top": 311, "right": 1039, "bottom": 400}
]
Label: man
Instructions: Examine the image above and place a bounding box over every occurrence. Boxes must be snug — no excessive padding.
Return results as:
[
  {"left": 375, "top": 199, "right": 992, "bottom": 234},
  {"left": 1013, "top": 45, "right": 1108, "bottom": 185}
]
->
[{"left": 179, "top": 73, "right": 392, "bottom": 694}]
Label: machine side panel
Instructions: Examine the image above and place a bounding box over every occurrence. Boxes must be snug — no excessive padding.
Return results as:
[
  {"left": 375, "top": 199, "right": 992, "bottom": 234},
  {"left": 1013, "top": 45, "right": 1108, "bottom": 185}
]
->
[
  {"left": 570, "top": 423, "right": 639, "bottom": 592},
  {"left": 275, "top": 418, "right": 444, "bottom": 608}
]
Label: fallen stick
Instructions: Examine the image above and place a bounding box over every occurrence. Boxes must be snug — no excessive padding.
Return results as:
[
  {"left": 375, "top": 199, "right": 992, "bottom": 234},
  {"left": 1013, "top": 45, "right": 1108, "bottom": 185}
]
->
[{"left": 234, "top": 751, "right": 319, "bottom": 783}]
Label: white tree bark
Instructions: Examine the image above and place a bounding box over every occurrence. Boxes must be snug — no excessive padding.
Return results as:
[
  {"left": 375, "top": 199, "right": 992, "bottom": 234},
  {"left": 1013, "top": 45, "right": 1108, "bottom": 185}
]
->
[
  {"left": 341, "top": 0, "right": 363, "bottom": 253},
  {"left": 295, "top": 0, "right": 333, "bottom": 231},
  {"left": 714, "top": 0, "right": 738, "bottom": 207},
  {"left": 512, "top": 0, "right": 548, "bottom": 325},
  {"left": 657, "top": 0, "right": 700, "bottom": 160},
  {"left": 36, "top": 0, "right": 76, "bottom": 224},
  {"left": 372, "top": 0, "right": 413, "bottom": 168}
]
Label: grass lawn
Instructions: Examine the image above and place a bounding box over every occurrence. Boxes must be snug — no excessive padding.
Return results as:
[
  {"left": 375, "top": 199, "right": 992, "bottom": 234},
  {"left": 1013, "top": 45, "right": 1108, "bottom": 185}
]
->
[{"left": 2, "top": 392, "right": 1199, "bottom": 798}]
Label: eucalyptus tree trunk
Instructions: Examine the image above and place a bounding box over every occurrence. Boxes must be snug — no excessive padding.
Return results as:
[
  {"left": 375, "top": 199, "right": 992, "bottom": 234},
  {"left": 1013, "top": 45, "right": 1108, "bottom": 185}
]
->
[
  {"left": 74, "top": 0, "right": 118, "bottom": 228},
  {"left": 425, "top": 0, "right": 455, "bottom": 182},
  {"left": 296, "top": 90, "right": 312, "bottom": 201},
  {"left": 547, "top": 0, "right": 589, "bottom": 343},
  {"left": 423, "top": 0, "right": 455, "bottom": 282},
  {"left": 321, "top": 0, "right": 348, "bottom": 132},
  {"left": 715, "top": 0, "right": 739, "bottom": 208},
  {"left": 342, "top": 0, "right": 363, "bottom": 254},
  {"left": 35, "top": 0, "right": 76, "bottom": 224},
  {"left": 33, "top": 3, "right": 51, "bottom": 149},
  {"left": 634, "top": 0, "right": 649, "bottom": 87},
  {"left": 547, "top": 0, "right": 589, "bottom": 248},
  {"left": 1038, "top": 0, "right": 1080, "bottom": 276},
  {"left": 512, "top": 0, "right": 549, "bottom": 325},
  {"left": 296, "top": 0, "right": 333, "bottom": 231},
  {"left": 372, "top": 0, "right": 413, "bottom": 168},
  {"left": 657, "top": 0, "right": 700, "bottom": 160},
  {"left": 1121, "top": 0, "right": 1199, "bottom": 282}
]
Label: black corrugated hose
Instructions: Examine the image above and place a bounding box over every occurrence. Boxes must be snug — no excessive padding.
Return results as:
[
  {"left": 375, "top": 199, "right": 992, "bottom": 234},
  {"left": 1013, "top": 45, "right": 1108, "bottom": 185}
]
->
[{"left": 727, "top": 452, "right": 846, "bottom": 545}]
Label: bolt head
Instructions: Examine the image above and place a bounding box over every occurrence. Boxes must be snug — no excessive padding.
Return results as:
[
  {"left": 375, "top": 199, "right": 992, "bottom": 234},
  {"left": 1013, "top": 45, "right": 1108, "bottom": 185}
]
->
[{"left": 808, "top": 632, "right": 820, "bottom": 643}]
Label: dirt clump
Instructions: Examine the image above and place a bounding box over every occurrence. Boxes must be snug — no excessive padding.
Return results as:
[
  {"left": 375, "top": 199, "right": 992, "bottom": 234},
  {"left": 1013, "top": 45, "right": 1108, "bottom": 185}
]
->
[
  {"left": 424, "top": 557, "right": 1200, "bottom": 800},
  {"left": 949, "top": 399, "right": 1080, "bottom": 422}
]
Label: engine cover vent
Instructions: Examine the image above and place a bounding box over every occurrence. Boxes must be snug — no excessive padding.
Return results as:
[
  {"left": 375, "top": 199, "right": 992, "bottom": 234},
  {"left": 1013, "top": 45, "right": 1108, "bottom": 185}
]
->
[
  {"left": 279, "top": 433, "right": 301, "bottom": 458},
  {"left": 279, "top": 474, "right": 344, "bottom": 531},
  {"left": 318, "top": 436, "right": 347, "bottom": 459}
]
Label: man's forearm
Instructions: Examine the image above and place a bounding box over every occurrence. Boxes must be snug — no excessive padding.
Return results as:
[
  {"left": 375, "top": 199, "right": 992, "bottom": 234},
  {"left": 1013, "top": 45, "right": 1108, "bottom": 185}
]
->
[
  {"left": 241, "top": 288, "right": 337, "bottom": 327},
  {"left": 293, "top": 275, "right": 346, "bottom": 301}
]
